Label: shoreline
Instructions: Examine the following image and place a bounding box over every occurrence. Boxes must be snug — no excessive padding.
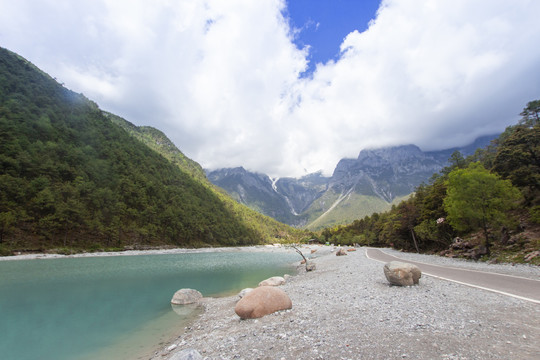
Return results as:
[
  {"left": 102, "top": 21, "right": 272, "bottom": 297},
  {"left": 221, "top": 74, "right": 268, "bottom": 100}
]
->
[
  {"left": 0, "top": 244, "right": 296, "bottom": 261},
  {"left": 152, "top": 247, "right": 540, "bottom": 360}
]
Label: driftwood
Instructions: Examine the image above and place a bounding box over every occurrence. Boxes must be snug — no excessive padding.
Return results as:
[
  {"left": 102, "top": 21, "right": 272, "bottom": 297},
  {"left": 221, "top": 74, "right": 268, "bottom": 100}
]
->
[{"left": 289, "top": 244, "right": 314, "bottom": 271}]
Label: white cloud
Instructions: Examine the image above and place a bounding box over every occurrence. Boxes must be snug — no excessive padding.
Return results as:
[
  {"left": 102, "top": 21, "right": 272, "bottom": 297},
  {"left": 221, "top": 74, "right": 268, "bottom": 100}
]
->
[
  {"left": 283, "top": 0, "right": 540, "bottom": 175},
  {"left": 1, "top": 0, "right": 539, "bottom": 177}
]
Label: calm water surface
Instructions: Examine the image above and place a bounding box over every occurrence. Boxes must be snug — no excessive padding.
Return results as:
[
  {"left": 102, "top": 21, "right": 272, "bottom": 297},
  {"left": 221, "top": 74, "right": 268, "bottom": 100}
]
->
[{"left": 0, "top": 251, "right": 298, "bottom": 360}]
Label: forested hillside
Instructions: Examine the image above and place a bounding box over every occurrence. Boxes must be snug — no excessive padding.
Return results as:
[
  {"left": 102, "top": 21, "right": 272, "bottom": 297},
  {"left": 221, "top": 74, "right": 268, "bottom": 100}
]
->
[
  {"left": 319, "top": 102, "right": 540, "bottom": 264},
  {"left": 107, "top": 112, "right": 305, "bottom": 245},
  {"left": 0, "top": 47, "right": 301, "bottom": 254}
]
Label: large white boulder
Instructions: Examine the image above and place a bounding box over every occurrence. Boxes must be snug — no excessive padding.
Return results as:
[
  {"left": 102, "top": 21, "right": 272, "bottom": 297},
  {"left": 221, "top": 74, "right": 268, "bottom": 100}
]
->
[
  {"left": 258, "top": 276, "right": 286, "bottom": 287},
  {"left": 383, "top": 261, "right": 421, "bottom": 286}
]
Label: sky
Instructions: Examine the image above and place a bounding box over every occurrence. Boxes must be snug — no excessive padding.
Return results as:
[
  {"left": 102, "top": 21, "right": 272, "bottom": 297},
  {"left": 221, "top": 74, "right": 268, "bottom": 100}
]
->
[{"left": 1, "top": 0, "right": 540, "bottom": 178}]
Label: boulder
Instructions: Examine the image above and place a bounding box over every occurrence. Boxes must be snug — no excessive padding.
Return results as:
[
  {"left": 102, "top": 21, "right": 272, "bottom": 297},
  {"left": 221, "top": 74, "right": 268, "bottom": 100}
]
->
[
  {"left": 524, "top": 250, "right": 540, "bottom": 262},
  {"left": 305, "top": 261, "right": 316, "bottom": 271},
  {"left": 171, "top": 288, "right": 203, "bottom": 305},
  {"left": 464, "top": 245, "right": 488, "bottom": 260},
  {"left": 169, "top": 348, "right": 203, "bottom": 360},
  {"left": 383, "top": 261, "right": 421, "bottom": 286},
  {"left": 238, "top": 288, "right": 253, "bottom": 299},
  {"left": 336, "top": 248, "right": 347, "bottom": 256},
  {"left": 311, "top": 249, "right": 318, "bottom": 254},
  {"left": 347, "top": 248, "right": 356, "bottom": 252},
  {"left": 258, "top": 276, "right": 286, "bottom": 287},
  {"left": 234, "top": 286, "right": 292, "bottom": 319}
]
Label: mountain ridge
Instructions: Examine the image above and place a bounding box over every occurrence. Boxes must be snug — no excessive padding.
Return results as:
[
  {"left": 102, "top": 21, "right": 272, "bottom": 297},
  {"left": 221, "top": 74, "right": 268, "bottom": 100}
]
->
[{"left": 207, "top": 135, "right": 497, "bottom": 229}]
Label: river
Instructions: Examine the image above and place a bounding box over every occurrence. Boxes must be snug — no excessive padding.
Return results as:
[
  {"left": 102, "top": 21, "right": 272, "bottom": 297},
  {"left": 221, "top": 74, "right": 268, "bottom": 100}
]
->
[{"left": 0, "top": 250, "right": 298, "bottom": 360}]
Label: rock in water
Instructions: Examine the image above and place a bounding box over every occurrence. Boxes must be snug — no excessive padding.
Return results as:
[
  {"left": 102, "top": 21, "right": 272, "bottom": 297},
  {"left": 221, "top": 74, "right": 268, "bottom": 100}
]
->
[
  {"left": 169, "top": 348, "right": 203, "bottom": 360},
  {"left": 258, "top": 276, "right": 286, "bottom": 286},
  {"left": 171, "top": 288, "right": 203, "bottom": 305},
  {"left": 383, "top": 261, "right": 421, "bottom": 286},
  {"left": 235, "top": 286, "right": 292, "bottom": 319}
]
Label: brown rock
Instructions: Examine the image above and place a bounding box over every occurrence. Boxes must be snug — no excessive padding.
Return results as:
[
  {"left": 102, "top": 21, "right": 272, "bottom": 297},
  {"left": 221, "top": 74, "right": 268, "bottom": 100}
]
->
[
  {"left": 383, "top": 261, "right": 421, "bottom": 286},
  {"left": 347, "top": 248, "right": 356, "bottom": 252},
  {"left": 336, "top": 248, "right": 347, "bottom": 256},
  {"left": 311, "top": 249, "right": 318, "bottom": 254},
  {"left": 234, "top": 286, "right": 292, "bottom": 319}
]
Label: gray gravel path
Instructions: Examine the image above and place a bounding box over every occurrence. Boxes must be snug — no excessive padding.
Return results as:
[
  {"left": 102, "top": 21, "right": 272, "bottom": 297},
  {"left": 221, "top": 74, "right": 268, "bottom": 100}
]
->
[{"left": 153, "top": 246, "right": 540, "bottom": 360}]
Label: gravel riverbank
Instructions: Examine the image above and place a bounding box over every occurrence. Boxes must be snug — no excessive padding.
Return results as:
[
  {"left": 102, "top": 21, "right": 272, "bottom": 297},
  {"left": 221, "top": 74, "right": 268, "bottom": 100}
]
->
[{"left": 153, "top": 246, "right": 540, "bottom": 360}]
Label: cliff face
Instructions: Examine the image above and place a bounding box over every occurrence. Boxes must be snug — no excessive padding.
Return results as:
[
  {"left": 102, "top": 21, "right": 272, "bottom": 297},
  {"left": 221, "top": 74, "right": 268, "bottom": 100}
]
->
[
  {"left": 330, "top": 145, "right": 444, "bottom": 203},
  {"left": 206, "top": 167, "right": 302, "bottom": 225}
]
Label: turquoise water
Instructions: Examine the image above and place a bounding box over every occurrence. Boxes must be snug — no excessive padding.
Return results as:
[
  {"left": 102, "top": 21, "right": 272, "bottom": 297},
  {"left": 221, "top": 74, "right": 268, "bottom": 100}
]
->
[{"left": 0, "top": 251, "right": 298, "bottom": 360}]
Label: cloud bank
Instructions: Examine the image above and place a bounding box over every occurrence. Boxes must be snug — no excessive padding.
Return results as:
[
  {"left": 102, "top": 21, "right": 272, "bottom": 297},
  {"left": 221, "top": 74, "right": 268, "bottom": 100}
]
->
[{"left": 1, "top": 0, "right": 539, "bottom": 177}]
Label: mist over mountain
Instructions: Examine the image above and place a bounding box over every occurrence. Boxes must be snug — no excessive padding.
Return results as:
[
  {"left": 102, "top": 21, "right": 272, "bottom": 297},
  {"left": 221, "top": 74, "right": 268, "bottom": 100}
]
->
[{"left": 207, "top": 135, "right": 497, "bottom": 229}]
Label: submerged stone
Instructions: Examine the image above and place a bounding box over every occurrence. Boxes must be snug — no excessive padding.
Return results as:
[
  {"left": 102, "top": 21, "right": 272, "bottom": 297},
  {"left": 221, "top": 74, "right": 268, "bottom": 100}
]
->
[{"left": 171, "top": 288, "right": 203, "bottom": 305}]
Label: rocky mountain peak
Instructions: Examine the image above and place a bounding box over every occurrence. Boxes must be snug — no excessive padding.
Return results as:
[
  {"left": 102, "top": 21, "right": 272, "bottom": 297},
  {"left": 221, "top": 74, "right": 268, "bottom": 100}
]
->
[
  {"left": 207, "top": 135, "right": 498, "bottom": 229},
  {"left": 357, "top": 144, "right": 424, "bottom": 162}
]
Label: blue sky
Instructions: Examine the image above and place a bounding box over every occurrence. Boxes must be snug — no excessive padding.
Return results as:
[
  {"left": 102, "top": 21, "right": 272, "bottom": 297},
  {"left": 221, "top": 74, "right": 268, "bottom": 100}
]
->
[
  {"left": 286, "top": 0, "right": 381, "bottom": 75},
  {"left": 1, "top": 0, "right": 539, "bottom": 177}
]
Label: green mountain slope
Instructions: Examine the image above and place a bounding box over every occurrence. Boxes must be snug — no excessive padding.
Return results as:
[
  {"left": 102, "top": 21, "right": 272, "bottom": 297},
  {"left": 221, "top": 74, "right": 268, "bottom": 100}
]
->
[
  {"left": 107, "top": 113, "right": 305, "bottom": 244},
  {"left": 107, "top": 113, "right": 207, "bottom": 182},
  {"left": 0, "top": 47, "right": 299, "bottom": 252},
  {"left": 304, "top": 190, "right": 409, "bottom": 230}
]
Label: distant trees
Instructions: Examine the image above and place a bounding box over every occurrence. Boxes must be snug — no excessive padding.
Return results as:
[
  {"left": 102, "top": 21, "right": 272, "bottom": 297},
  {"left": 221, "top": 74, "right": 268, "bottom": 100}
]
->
[
  {"left": 492, "top": 124, "right": 540, "bottom": 204},
  {"left": 443, "top": 162, "right": 522, "bottom": 254},
  {"left": 519, "top": 100, "right": 540, "bottom": 127}
]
